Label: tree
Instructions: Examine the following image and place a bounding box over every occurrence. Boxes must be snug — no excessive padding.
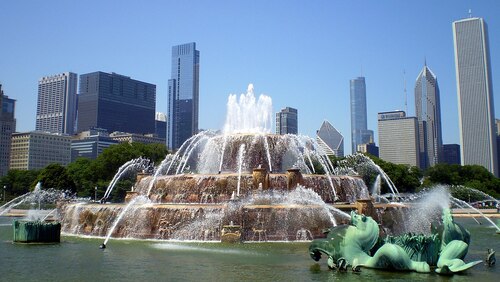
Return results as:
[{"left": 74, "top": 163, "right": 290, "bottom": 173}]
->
[
  {"left": 35, "top": 164, "right": 76, "bottom": 192},
  {"left": 67, "top": 157, "right": 98, "bottom": 197},
  {"left": 0, "top": 169, "right": 40, "bottom": 198},
  {"left": 369, "top": 155, "right": 422, "bottom": 193}
]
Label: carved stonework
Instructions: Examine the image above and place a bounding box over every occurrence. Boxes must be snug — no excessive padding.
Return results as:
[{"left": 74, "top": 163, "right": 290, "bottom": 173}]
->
[
  {"left": 286, "top": 168, "right": 302, "bottom": 190},
  {"left": 125, "top": 191, "right": 138, "bottom": 203},
  {"left": 252, "top": 168, "right": 268, "bottom": 190}
]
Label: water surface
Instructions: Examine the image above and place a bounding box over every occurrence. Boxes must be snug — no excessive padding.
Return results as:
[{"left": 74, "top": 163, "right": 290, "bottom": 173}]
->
[{"left": 1, "top": 217, "right": 498, "bottom": 281}]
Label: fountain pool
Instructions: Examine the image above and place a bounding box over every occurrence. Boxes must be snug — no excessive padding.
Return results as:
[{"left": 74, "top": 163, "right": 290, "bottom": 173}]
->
[{"left": 0, "top": 216, "right": 498, "bottom": 280}]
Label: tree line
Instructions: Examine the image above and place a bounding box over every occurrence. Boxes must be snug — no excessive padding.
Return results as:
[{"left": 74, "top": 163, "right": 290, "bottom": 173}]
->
[
  {"left": 0, "top": 142, "right": 168, "bottom": 203},
  {"left": 1, "top": 146, "right": 498, "bottom": 204}
]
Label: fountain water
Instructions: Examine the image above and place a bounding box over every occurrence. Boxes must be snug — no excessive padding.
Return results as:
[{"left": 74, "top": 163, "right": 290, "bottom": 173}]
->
[
  {"left": 101, "top": 157, "right": 152, "bottom": 201},
  {"left": 58, "top": 85, "right": 498, "bottom": 247},
  {"left": 236, "top": 144, "right": 246, "bottom": 196}
]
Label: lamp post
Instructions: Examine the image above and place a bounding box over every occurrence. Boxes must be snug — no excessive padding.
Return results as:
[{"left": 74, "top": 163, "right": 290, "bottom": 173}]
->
[
  {"left": 95, "top": 187, "right": 98, "bottom": 202},
  {"left": 3, "top": 185, "right": 5, "bottom": 203}
]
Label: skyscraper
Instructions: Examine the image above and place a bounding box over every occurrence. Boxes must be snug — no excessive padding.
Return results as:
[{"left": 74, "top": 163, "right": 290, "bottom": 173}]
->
[
  {"left": 453, "top": 17, "right": 497, "bottom": 176},
  {"left": 155, "top": 112, "right": 167, "bottom": 141},
  {"left": 350, "top": 77, "right": 373, "bottom": 154},
  {"left": 77, "top": 71, "right": 156, "bottom": 135},
  {"left": 414, "top": 63, "right": 442, "bottom": 169},
  {"left": 168, "top": 42, "right": 200, "bottom": 150},
  {"left": 36, "top": 72, "right": 77, "bottom": 134},
  {"left": 276, "top": 107, "right": 298, "bottom": 135},
  {"left": 378, "top": 111, "right": 420, "bottom": 167},
  {"left": 316, "top": 120, "right": 344, "bottom": 157},
  {"left": 0, "top": 84, "right": 16, "bottom": 176}
]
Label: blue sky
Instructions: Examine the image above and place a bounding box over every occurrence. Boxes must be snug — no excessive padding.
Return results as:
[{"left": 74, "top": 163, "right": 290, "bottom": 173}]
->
[{"left": 1, "top": 0, "right": 499, "bottom": 155}]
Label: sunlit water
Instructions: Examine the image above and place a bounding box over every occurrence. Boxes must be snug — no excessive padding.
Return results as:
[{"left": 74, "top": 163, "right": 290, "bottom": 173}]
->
[{"left": 1, "top": 216, "right": 498, "bottom": 281}]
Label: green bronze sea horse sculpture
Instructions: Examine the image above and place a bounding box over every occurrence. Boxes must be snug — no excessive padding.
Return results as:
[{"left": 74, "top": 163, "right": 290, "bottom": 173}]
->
[{"left": 309, "top": 209, "right": 481, "bottom": 274}]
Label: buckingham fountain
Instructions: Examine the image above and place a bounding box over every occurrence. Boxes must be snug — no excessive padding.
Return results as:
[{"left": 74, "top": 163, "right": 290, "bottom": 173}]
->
[
  {"left": 59, "top": 84, "right": 375, "bottom": 243},
  {"left": 3, "top": 85, "right": 495, "bottom": 276}
]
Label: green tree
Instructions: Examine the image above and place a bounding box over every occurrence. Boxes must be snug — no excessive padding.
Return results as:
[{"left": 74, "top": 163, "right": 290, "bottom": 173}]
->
[
  {"left": 370, "top": 155, "right": 422, "bottom": 193},
  {"left": 35, "top": 164, "right": 76, "bottom": 192},
  {"left": 0, "top": 169, "right": 40, "bottom": 199},
  {"left": 67, "top": 157, "right": 98, "bottom": 197}
]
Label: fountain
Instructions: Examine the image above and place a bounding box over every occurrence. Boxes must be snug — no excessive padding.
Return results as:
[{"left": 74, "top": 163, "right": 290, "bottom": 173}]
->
[
  {"left": 3, "top": 183, "right": 71, "bottom": 243},
  {"left": 56, "top": 82, "right": 499, "bottom": 277},
  {"left": 59, "top": 85, "right": 375, "bottom": 243}
]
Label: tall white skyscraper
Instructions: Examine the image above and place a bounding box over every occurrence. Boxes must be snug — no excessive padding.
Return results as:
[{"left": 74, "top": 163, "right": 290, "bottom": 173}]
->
[
  {"left": 414, "top": 63, "right": 442, "bottom": 169},
  {"left": 453, "top": 17, "right": 497, "bottom": 176},
  {"left": 36, "top": 72, "right": 77, "bottom": 134}
]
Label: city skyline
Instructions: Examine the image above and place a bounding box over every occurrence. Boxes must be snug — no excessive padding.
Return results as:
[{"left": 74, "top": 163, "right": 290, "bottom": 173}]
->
[{"left": 1, "top": 1, "right": 500, "bottom": 155}]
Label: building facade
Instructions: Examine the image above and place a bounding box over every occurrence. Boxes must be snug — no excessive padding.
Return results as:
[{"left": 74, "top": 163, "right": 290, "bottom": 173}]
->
[
  {"left": 357, "top": 142, "right": 379, "bottom": 158},
  {"left": 36, "top": 72, "right": 77, "bottom": 134},
  {"left": 0, "top": 85, "right": 16, "bottom": 176},
  {"left": 71, "top": 129, "right": 118, "bottom": 161},
  {"left": 453, "top": 17, "right": 497, "bottom": 176},
  {"left": 276, "top": 107, "right": 298, "bottom": 135},
  {"left": 442, "top": 144, "right": 461, "bottom": 165},
  {"left": 167, "top": 42, "right": 200, "bottom": 150},
  {"left": 155, "top": 112, "right": 167, "bottom": 141},
  {"left": 10, "top": 131, "right": 71, "bottom": 170},
  {"left": 350, "top": 77, "right": 373, "bottom": 154},
  {"left": 109, "top": 131, "right": 165, "bottom": 145},
  {"left": 316, "top": 120, "right": 344, "bottom": 157},
  {"left": 378, "top": 111, "right": 420, "bottom": 167},
  {"left": 77, "top": 72, "right": 156, "bottom": 135},
  {"left": 414, "top": 64, "right": 443, "bottom": 169}
]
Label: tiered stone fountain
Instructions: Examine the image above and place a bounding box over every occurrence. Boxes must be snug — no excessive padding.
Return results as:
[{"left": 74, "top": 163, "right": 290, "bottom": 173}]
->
[{"left": 58, "top": 85, "right": 401, "bottom": 242}]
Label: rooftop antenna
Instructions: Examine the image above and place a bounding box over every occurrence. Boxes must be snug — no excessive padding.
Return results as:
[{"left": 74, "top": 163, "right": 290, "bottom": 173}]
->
[
  {"left": 360, "top": 64, "right": 363, "bottom": 77},
  {"left": 403, "top": 69, "right": 407, "bottom": 114},
  {"left": 468, "top": 9, "right": 472, "bottom": 18}
]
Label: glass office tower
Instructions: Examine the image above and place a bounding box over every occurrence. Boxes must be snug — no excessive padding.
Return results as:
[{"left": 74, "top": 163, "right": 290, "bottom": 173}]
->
[
  {"left": 350, "top": 77, "right": 373, "bottom": 154},
  {"left": 167, "top": 42, "right": 200, "bottom": 150},
  {"left": 414, "top": 64, "right": 442, "bottom": 169},
  {"left": 77, "top": 71, "right": 156, "bottom": 135}
]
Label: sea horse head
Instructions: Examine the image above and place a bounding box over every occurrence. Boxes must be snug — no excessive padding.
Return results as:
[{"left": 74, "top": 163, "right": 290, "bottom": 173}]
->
[{"left": 349, "top": 211, "right": 380, "bottom": 252}]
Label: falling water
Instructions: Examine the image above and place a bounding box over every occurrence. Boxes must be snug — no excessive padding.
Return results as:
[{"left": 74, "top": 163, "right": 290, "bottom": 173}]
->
[
  {"left": 262, "top": 135, "right": 273, "bottom": 172},
  {"left": 218, "top": 134, "right": 228, "bottom": 173},
  {"left": 0, "top": 195, "right": 27, "bottom": 216},
  {"left": 371, "top": 174, "right": 382, "bottom": 196},
  {"left": 451, "top": 197, "right": 500, "bottom": 232},
  {"left": 103, "top": 195, "right": 151, "bottom": 245},
  {"left": 236, "top": 144, "right": 246, "bottom": 196},
  {"left": 177, "top": 136, "right": 209, "bottom": 174},
  {"left": 102, "top": 157, "right": 152, "bottom": 201},
  {"left": 41, "top": 208, "right": 58, "bottom": 221},
  {"left": 146, "top": 155, "right": 174, "bottom": 197}
]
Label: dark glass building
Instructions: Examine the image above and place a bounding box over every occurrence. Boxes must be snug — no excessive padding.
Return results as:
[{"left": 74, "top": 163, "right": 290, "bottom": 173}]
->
[
  {"left": 350, "top": 77, "right": 373, "bottom": 154},
  {"left": 77, "top": 72, "right": 156, "bottom": 134},
  {"left": 414, "top": 64, "right": 442, "bottom": 169},
  {"left": 442, "top": 144, "right": 461, "bottom": 165},
  {"left": 168, "top": 42, "right": 200, "bottom": 150},
  {"left": 0, "top": 84, "right": 16, "bottom": 176},
  {"left": 276, "top": 107, "right": 298, "bottom": 135}
]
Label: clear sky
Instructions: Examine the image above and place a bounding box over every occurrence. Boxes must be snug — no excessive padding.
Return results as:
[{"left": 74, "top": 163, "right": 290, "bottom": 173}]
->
[{"left": 1, "top": 0, "right": 499, "bottom": 155}]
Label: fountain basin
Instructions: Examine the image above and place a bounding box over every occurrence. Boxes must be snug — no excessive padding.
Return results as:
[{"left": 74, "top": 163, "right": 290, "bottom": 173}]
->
[{"left": 13, "top": 220, "right": 61, "bottom": 243}]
